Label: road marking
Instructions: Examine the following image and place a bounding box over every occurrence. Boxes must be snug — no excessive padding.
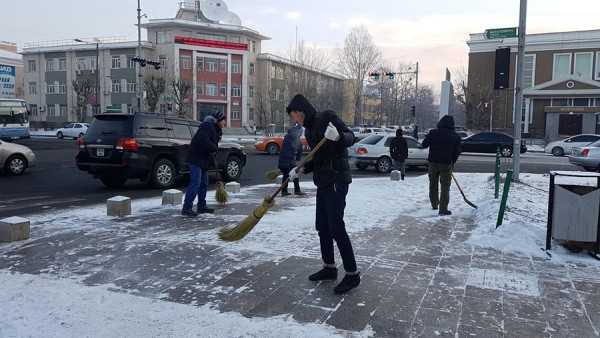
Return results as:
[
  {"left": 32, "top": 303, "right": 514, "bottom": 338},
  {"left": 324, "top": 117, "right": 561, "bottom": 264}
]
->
[{"left": 0, "top": 195, "right": 52, "bottom": 204}]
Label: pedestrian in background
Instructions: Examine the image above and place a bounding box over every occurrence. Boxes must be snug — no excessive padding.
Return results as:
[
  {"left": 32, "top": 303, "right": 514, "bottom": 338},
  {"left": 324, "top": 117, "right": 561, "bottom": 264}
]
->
[
  {"left": 278, "top": 123, "right": 305, "bottom": 196},
  {"left": 182, "top": 111, "right": 226, "bottom": 216},
  {"left": 389, "top": 128, "right": 408, "bottom": 180},
  {"left": 421, "top": 115, "right": 461, "bottom": 216}
]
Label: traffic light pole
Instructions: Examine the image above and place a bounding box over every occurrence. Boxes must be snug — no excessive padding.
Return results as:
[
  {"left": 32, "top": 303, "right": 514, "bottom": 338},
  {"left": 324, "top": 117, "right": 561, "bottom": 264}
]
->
[
  {"left": 137, "top": 0, "right": 142, "bottom": 113},
  {"left": 513, "top": 0, "right": 528, "bottom": 181}
]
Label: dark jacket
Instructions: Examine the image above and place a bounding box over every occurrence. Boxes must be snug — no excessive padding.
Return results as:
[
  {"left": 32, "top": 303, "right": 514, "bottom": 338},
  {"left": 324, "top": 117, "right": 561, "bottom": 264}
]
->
[
  {"left": 287, "top": 95, "right": 355, "bottom": 188},
  {"left": 187, "top": 116, "right": 222, "bottom": 170},
  {"left": 278, "top": 124, "right": 303, "bottom": 169},
  {"left": 389, "top": 136, "right": 408, "bottom": 161},
  {"left": 421, "top": 115, "right": 461, "bottom": 165}
]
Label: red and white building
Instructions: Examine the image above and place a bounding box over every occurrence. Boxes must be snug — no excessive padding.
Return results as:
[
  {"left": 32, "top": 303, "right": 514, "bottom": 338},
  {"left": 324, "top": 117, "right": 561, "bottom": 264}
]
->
[{"left": 142, "top": 1, "right": 269, "bottom": 128}]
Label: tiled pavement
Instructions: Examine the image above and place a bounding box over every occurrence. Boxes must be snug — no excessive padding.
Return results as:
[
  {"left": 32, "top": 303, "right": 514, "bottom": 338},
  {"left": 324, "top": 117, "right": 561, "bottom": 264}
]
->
[{"left": 1, "top": 186, "right": 599, "bottom": 337}]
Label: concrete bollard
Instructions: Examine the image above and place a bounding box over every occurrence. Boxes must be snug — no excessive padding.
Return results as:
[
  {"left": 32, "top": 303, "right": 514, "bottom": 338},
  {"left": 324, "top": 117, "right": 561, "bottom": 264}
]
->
[
  {"left": 162, "top": 189, "right": 183, "bottom": 206},
  {"left": 225, "top": 182, "right": 241, "bottom": 193},
  {"left": 107, "top": 196, "right": 131, "bottom": 217},
  {"left": 390, "top": 170, "right": 401, "bottom": 181},
  {"left": 0, "top": 217, "right": 31, "bottom": 242},
  {"left": 276, "top": 175, "right": 283, "bottom": 185}
]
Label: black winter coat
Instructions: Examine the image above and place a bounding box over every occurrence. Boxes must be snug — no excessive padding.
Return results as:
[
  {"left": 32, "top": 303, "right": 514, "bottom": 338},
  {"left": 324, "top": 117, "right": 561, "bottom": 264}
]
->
[
  {"left": 303, "top": 110, "right": 355, "bottom": 188},
  {"left": 421, "top": 116, "right": 461, "bottom": 165},
  {"left": 389, "top": 137, "right": 408, "bottom": 161},
  {"left": 278, "top": 125, "right": 303, "bottom": 169},
  {"left": 187, "top": 118, "right": 222, "bottom": 170}
]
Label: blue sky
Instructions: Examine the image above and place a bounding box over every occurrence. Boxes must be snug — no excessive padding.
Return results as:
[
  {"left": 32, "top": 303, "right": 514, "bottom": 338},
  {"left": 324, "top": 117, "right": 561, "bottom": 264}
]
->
[{"left": 4, "top": 0, "right": 600, "bottom": 90}]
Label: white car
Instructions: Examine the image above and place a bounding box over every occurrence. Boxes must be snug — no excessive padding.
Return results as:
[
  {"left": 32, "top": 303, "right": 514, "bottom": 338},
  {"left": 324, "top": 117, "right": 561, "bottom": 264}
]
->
[
  {"left": 57, "top": 123, "right": 89, "bottom": 139},
  {"left": 545, "top": 134, "right": 600, "bottom": 157},
  {"left": 350, "top": 127, "right": 387, "bottom": 141},
  {"left": 349, "top": 134, "right": 429, "bottom": 173},
  {"left": 0, "top": 139, "right": 36, "bottom": 175},
  {"left": 569, "top": 140, "right": 600, "bottom": 171}
]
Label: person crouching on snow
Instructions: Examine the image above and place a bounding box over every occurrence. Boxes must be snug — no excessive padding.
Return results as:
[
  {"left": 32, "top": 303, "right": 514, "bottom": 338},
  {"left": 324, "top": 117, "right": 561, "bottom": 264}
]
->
[{"left": 286, "top": 94, "right": 360, "bottom": 294}]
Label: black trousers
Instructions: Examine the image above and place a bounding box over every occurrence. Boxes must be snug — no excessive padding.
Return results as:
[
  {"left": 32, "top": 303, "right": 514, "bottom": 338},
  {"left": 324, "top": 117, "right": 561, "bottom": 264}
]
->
[
  {"left": 280, "top": 166, "right": 301, "bottom": 193},
  {"left": 316, "top": 182, "right": 357, "bottom": 273}
]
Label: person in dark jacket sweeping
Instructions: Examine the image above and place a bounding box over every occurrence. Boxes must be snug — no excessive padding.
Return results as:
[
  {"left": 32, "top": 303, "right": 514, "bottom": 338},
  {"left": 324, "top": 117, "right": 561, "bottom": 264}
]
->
[
  {"left": 389, "top": 129, "right": 408, "bottom": 180},
  {"left": 182, "top": 112, "right": 226, "bottom": 216},
  {"left": 286, "top": 94, "right": 360, "bottom": 294},
  {"left": 278, "top": 123, "right": 305, "bottom": 196},
  {"left": 421, "top": 115, "right": 461, "bottom": 216}
]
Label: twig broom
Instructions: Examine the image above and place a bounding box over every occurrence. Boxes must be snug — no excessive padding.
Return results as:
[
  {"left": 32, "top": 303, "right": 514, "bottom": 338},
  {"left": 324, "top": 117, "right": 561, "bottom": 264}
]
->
[
  {"left": 213, "top": 156, "right": 228, "bottom": 204},
  {"left": 219, "top": 138, "right": 327, "bottom": 241}
]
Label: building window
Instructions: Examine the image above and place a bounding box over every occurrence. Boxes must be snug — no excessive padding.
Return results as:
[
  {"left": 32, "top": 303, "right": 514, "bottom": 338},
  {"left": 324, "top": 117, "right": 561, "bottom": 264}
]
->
[
  {"left": 27, "top": 60, "right": 36, "bottom": 72},
  {"left": 58, "top": 83, "right": 66, "bottom": 94},
  {"left": 159, "top": 56, "right": 167, "bottom": 70},
  {"left": 553, "top": 53, "right": 571, "bottom": 80},
  {"left": 219, "top": 60, "right": 227, "bottom": 73},
  {"left": 46, "top": 59, "right": 57, "bottom": 72},
  {"left": 112, "top": 55, "right": 121, "bottom": 69},
  {"left": 196, "top": 57, "right": 204, "bottom": 71},
  {"left": 551, "top": 98, "right": 571, "bottom": 107},
  {"left": 249, "top": 85, "right": 254, "bottom": 98},
  {"left": 574, "top": 52, "right": 593, "bottom": 79},
  {"left": 249, "top": 63, "right": 255, "bottom": 74},
  {"left": 157, "top": 31, "right": 169, "bottom": 44},
  {"left": 232, "top": 62, "right": 241, "bottom": 74},
  {"left": 46, "top": 82, "right": 55, "bottom": 94},
  {"left": 47, "top": 105, "right": 56, "bottom": 116},
  {"left": 251, "top": 40, "right": 257, "bottom": 53},
  {"left": 271, "top": 64, "right": 276, "bottom": 79},
  {"left": 77, "top": 58, "right": 86, "bottom": 71},
  {"left": 232, "top": 109, "right": 241, "bottom": 120},
  {"left": 207, "top": 60, "right": 217, "bottom": 72},
  {"left": 127, "top": 104, "right": 134, "bottom": 114},
  {"left": 58, "top": 58, "right": 66, "bottom": 71},
  {"left": 128, "top": 56, "right": 136, "bottom": 69},
  {"left": 112, "top": 79, "right": 121, "bottom": 93},
  {"left": 596, "top": 52, "right": 600, "bottom": 80},
  {"left": 232, "top": 86, "right": 241, "bottom": 97},
  {"left": 28, "top": 82, "right": 37, "bottom": 95},
  {"left": 523, "top": 55, "right": 536, "bottom": 88},
  {"left": 206, "top": 83, "right": 217, "bottom": 96},
  {"left": 197, "top": 81, "right": 205, "bottom": 95},
  {"left": 180, "top": 55, "right": 192, "bottom": 70},
  {"left": 59, "top": 105, "right": 67, "bottom": 116},
  {"left": 127, "top": 82, "right": 136, "bottom": 93},
  {"left": 573, "top": 98, "right": 590, "bottom": 107},
  {"left": 220, "top": 84, "right": 227, "bottom": 97},
  {"left": 30, "top": 104, "right": 38, "bottom": 116}
]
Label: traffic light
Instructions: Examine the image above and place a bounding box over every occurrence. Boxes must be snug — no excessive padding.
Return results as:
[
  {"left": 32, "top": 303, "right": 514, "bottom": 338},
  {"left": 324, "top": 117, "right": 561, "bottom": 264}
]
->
[
  {"left": 370, "top": 72, "right": 380, "bottom": 81},
  {"left": 132, "top": 57, "right": 161, "bottom": 70},
  {"left": 386, "top": 72, "right": 395, "bottom": 80},
  {"left": 411, "top": 105, "right": 416, "bottom": 117}
]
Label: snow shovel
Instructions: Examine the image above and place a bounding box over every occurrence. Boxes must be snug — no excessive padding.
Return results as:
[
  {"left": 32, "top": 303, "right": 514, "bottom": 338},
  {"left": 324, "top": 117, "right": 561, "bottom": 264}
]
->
[
  {"left": 219, "top": 137, "right": 328, "bottom": 241},
  {"left": 451, "top": 173, "right": 478, "bottom": 209}
]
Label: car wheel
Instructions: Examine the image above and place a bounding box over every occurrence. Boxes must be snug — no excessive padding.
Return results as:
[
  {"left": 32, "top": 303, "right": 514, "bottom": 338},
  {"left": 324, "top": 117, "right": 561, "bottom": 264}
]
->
[
  {"left": 551, "top": 147, "right": 564, "bottom": 157},
  {"left": 57, "top": 131, "right": 63, "bottom": 139},
  {"left": 222, "top": 156, "right": 242, "bottom": 181},
  {"left": 500, "top": 146, "right": 513, "bottom": 158},
  {"left": 151, "top": 158, "right": 176, "bottom": 188},
  {"left": 356, "top": 162, "right": 369, "bottom": 170},
  {"left": 266, "top": 143, "right": 280, "bottom": 155},
  {"left": 5, "top": 155, "right": 27, "bottom": 175},
  {"left": 376, "top": 156, "right": 392, "bottom": 173},
  {"left": 100, "top": 174, "right": 127, "bottom": 188}
]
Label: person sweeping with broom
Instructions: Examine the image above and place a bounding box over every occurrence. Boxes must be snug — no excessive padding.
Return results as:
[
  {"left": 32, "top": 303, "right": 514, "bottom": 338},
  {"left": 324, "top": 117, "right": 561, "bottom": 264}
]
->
[
  {"left": 182, "top": 111, "right": 227, "bottom": 216},
  {"left": 286, "top": 94, "right": 360, "bottom": 294}
]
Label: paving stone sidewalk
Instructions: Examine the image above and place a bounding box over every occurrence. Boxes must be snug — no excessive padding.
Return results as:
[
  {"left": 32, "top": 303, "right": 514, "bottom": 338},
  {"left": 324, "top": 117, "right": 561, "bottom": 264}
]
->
[{"left": 1, "top": 185, "right": 599, "bottom": 338}]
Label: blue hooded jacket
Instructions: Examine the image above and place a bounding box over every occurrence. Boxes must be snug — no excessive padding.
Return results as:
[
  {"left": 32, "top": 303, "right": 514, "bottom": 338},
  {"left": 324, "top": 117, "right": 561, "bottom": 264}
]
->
[{"left": 278, "top": 124, "right": 303, "bottom": 169}]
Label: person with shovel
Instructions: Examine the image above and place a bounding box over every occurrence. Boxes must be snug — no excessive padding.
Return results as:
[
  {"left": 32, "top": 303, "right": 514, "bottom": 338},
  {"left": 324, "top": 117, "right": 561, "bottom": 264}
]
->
[
  {"left": 279, "top": 123, "right": 305, "bottom": 196},
  {"left": 421, "top": 115, "right": 462, "bottom": 216},
  {"left": 182, "top": 111, "right": 226, "bottom": 216},
  {"left": 286, "top": 94, "right": 360, "bottom": 295}
]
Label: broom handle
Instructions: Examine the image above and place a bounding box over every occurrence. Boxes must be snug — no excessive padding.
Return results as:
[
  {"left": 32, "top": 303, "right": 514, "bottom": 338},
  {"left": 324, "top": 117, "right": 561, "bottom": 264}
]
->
[{"left": 268, "top": 137, "right": 328, "bottom": 201}]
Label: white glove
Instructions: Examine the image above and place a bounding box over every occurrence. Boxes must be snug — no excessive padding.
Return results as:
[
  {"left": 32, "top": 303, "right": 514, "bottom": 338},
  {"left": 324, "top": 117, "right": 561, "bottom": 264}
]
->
[
  {"left": 325, "top": 122, "right": 340, "bottom": 141},
  {"left": 289, "top": 166, "right": 303, "bottom": 180}
]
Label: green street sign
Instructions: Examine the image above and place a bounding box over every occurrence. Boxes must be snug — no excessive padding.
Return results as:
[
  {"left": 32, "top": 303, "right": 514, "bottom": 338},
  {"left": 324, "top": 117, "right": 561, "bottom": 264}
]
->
[
  {"left": 105, "top": 104, "right": 122, "bottom": 113},
  {"left": 485, "top": 27, "right": 518, "bottom": 39}
]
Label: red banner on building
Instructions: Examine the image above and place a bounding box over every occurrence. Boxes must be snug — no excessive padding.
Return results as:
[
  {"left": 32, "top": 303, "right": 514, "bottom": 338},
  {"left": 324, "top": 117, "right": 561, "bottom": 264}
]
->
[{"left": 175, "top": 36, "right": 248, "bottom": 51}]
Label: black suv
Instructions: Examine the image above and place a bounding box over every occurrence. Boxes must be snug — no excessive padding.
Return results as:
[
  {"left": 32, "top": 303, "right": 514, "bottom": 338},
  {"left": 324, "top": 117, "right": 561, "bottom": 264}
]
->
[{"left": 76, "top": 113, "right": 246, "bottom": 188}]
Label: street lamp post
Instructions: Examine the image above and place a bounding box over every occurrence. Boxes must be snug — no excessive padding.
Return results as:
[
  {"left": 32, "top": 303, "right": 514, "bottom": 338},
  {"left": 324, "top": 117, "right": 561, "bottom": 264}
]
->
[
  {"left": 74, "top": 38, "right": 101, "bottom": 116},
  {"left": 513, "top": 0, "right": 528, "bottom": 181},
  {"left": 137, "top": 0, "right": 142, "bottom": 113}
]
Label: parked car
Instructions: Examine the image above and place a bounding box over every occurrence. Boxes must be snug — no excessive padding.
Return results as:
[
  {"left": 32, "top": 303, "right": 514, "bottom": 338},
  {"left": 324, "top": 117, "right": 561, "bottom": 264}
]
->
[
  {"left": 57, "top": 123, "right": 89, "bottom": 139},
  {"left": 545, "top": 134, "right": 600, "bottom": 157},
  {"left": 76, "top": 113, "right": 246, "bottom": 188},
  {"left": 461, "top": 132, "right": 527, "bottom": 158},
  {"left": 349, "top": 134, "right": 429, "bottom": 173},
  {"left": 350, "top": 127, "right": 386, "bottom": 141},
  {"left": 255, "top": 135, "right": 310, "bottom": 155},
  {"left": 569, "top": 140, "right": 600, "bottom": 171},
  {"left": 0, "top": 139, "right": 36, "bottom": 175}
]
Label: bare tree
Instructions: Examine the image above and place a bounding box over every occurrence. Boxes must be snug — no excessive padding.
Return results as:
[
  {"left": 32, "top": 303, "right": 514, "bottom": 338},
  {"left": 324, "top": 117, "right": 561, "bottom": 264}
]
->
[
  {"left": 254, "top": 86, "right": 271, "bottom": 129},
  {"left": 144, "top": 75, "right": 166, "bottom": 113},
  {"left": 288, "top": 40, "right": 332, "bottom": 71},
  {"left": 338, "top": 26, "right": 381, "bottom": 126},
  {"left": 454, "top": 68, "right": 494, "bottom": 130},
  {"left": 72, "top": 78, "right": 95, "bottom": 122},
  {"left": 171, "top": 79, "right": 192, "bottom": 118}
]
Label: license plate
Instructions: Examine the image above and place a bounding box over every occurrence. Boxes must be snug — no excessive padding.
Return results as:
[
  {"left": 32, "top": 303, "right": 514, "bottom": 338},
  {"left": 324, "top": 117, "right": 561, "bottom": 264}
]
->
[{"left": 96, "top": 148, "right": 105, "bottom": 157}]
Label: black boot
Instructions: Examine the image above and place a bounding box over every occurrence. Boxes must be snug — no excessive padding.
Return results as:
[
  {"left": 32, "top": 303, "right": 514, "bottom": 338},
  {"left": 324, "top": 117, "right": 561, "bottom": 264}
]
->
[
  {"left": 294, "top": 190, "right": 306, "bottom": 196},
  {"left": 439, "top": 210, "right": 452, "bottom": 216},
  {"left": 334, "top": 273, "right": 361, "bottom": 294},
  {"left": 308, "top": 267, "right": 338, "bottom": 282},
  {"left": 181, "top": 209, "right": 198, "bottom": 217},
  {"left": 281, "top": 190, "right": 291, "bottom": 197},
  {"left": 198, "top": 207, "right": 214, "bottom": 214}
]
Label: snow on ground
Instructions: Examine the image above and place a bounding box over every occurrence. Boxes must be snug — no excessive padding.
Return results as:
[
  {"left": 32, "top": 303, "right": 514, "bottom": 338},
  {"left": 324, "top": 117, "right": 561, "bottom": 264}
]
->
[{"left": 0, "top": 271, "right": 372, "bottom": 338}]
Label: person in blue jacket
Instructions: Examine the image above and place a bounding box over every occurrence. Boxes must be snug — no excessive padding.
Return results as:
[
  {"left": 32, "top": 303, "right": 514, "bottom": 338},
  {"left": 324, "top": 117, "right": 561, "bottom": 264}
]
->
[
  {"left": 278, "top": 124, "right": 305, "bottom": 196},
  {"left": 182, "top": 111, "right": 226, "bottom": 216}
]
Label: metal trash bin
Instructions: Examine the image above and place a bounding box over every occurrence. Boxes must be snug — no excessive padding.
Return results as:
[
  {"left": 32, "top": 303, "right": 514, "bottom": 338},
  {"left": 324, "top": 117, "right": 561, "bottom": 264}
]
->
[{"left": 546, "top": 171, "right": 600, "bottom": 259}]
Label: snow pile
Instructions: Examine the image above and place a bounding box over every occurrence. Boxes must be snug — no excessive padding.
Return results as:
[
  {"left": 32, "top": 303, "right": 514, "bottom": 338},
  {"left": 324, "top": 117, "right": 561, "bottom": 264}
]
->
[{"left": 0, "top": 271, "right": 373, "bottom": 338}]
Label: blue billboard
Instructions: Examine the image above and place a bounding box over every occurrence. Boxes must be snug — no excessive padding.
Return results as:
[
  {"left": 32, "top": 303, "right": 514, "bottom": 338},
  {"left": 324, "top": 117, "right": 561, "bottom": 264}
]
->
[{"left": 0, "top": 64, "right": 16, "bottom": 98}]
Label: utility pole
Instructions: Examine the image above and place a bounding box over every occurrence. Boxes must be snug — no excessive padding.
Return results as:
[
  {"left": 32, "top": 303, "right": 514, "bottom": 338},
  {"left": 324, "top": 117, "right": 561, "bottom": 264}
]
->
[
  {"left": 513, "top": 0, "right": 528, "bottom": 181},
  {"left": 136, "top": 0, "right": 142, "bottom": 113},
  {"left": 95, "top": 42, "right": 100, "bottom": 113},
  {"left": 414, "top": 62, "right": 419, "bottom": 126}
]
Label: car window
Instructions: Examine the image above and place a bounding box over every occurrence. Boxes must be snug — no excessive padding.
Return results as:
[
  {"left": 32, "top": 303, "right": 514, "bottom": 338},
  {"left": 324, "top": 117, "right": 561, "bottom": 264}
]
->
[
  {"left": 86, "top": 116, "right": 134, "bottom": 140},
  {"left": 135, "top": 118, "right": 169, "bottom": 138},
  {"left": 360, "top": 135, "right": 384, "bottom": 145},
  {"left": 406, "top": 139, "right": 419, "bottom": 148},
  {"left": 75, "top": 124, "right": 82, "bottom": 128},
  {"left": 168, "top": 123, "right": 192, "bottom": 139},
  {"left": 494, "top": 133, "right": 513, "bottom": 142},
  {"left": 64, "top": 123, "right": 74, "bottom": 129},
  {"left": 468, "top": 134, "right": 486, "bottom": 141},
  {"left": 581, "top": 135, "right": 600, "bottom": 143},
  {"left": 570, "top": 136, "right": 587, "bottom": 142},
  {"left": 384, "top": 137, "right": 393, "bottom": 147}
]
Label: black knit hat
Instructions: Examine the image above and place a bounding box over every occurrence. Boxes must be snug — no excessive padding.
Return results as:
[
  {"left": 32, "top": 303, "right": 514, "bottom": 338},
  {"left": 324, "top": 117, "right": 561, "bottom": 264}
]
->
[
  {"left": 212, "top": 111, "right": 226, "bottom": 122},
  {"left": 286, "top": 94, "right": 317, "bottom": 117}
]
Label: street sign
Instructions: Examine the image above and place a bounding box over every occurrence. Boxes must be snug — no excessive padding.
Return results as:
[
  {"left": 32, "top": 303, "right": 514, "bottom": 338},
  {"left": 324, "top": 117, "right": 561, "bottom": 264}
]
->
[{"left": 485, "top": 28, "right": 518, "bottom": 39}]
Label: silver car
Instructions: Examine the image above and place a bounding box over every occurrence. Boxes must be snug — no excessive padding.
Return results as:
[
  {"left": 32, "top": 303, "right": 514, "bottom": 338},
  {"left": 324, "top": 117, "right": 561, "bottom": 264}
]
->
[
  {"left": 569, "top": 140, "right": 600, "bottom": 171},
  {"left": 545, "top": 134, "right": 600, "bottom": 157},
  {"left": 0, "top": 140, "right": 36, "bottom": 175},
  {"left": 349, "top": 134, "right": 429, "bottom": 173}
]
